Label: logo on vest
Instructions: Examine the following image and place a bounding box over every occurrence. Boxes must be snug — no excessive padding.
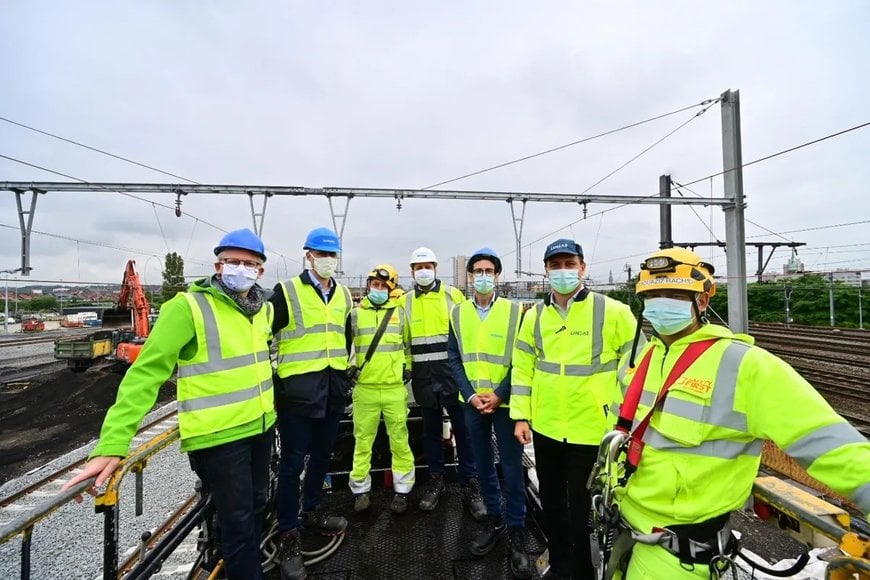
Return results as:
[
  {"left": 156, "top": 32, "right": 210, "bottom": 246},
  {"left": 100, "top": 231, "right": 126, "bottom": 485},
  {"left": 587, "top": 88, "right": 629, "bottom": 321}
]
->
[
  {"left": 674, "top": 376, "right": 713, "bottom": 395},
  {"left": 570, "top": 330, "right": 590, "bottom": 336}
]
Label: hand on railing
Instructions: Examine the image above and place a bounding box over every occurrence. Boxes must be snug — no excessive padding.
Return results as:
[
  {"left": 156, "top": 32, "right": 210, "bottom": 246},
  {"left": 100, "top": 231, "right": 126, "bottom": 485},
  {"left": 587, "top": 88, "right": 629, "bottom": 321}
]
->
[{"left": 60, "top": 456, "right": 122, "bottom": 502}]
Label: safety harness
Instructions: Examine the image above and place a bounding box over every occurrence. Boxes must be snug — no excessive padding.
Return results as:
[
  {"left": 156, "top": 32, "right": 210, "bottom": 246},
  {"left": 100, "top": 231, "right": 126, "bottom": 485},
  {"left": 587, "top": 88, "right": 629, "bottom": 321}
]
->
[{"left": 588, "top": 338, "right": 809, "bottom": 579}]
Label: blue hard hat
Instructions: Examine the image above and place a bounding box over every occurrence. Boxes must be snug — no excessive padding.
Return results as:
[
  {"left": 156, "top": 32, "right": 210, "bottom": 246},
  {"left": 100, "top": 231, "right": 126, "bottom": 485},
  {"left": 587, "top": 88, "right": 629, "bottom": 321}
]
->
[
  {"left": 543, "top": 238, "right": 583, "bottom": 262},
  {"left": 214, "top": 228, "right": 267, "bottom": 262},
  {"left": 467, "top": 247, "right": 502, "bottom": 274},
  {"left": 303, "top": 227, "right": 342, "bottom": 253}
]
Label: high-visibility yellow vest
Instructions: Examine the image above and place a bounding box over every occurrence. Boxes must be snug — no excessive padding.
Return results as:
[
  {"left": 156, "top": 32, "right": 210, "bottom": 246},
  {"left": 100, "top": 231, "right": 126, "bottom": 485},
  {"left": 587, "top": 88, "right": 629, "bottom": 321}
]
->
[
  {"left": 405, "top": 282, "right": 465, "bottom": 366},
  {"left": 509, "top": 292, "right": 637, "bottom": 444},
  {"left": 451, "top": 297, "right": 521, "bottom": 405},
  {"left": 275, "top": 276, "right": 351, "bottom": 378},
  {"left": 176, "top": 292, "right": 274, "bottom": 440},
  {"left": 614, "top": 323, "right": 870, "bottom": 531},
  {"left": 350, "top": 297, "right": 407, "bottom": 387}
]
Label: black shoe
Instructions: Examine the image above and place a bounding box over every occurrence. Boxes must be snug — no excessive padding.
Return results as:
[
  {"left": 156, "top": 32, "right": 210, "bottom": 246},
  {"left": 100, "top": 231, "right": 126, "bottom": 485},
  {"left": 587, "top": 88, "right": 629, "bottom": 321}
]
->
[
  {"left": 418, "top": 475, "right": 445, "bottom": 511},
  {"left": 278, "top": 529, "right": 306, "bottom": 580},
  {"left": 300, "top": 509, "right": 348, "bottom": 535},
  {"left": 470, "top": 516, "right": 506, "bottom": 556},
  {"left": 507, "top": 527, "right": 532, "bottom": 579},
  {"left": 463, "top": 478, "right": 488, "bottom": 521},
  {"left": 390, "top": 493, "right": 408, "bottom": 514},
  {"left": 353, "top": 493, "right": 371, "bottom": 513}
]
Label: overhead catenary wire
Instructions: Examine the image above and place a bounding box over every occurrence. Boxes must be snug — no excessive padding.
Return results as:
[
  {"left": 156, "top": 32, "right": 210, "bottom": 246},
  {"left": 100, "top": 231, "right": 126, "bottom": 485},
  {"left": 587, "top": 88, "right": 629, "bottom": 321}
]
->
[
  {"left": 506, "top": 119, "right": 870, "bottom": 261},
  {"left": 0, "top": 153, "right": 301, "bottom": 265},
  {"left": 421, "top": 98, "right": 719, "bottom": 190},
  {"left": 0, "top": 115, "right": 199, "bottom": 184}
]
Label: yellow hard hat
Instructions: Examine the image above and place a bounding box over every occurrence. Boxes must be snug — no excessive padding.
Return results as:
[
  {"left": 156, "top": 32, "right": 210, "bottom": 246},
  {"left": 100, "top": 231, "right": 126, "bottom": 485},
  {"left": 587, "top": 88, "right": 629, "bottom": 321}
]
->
[
  {"left": 636, "top": 247, "right": 715, "bottom": 297},
  {"left": 389, "top": 287, "right": 405, "bottom": 300},
  {"left": 368, "top": 263, "right": 399, "bottom": 291}
]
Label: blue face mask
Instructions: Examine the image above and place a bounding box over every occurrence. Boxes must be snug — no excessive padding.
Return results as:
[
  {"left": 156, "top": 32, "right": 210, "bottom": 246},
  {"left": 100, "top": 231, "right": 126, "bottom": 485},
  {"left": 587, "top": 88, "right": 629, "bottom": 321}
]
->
[
  {"left": 642, "top": 297, "right": 695, "bottom": 335},
  {"left": 221, "top": 263, "right": 259, "bottom": 292},
  {"left": 473, "top": 274, "right": 495, "bottom": 295},
  {"left": 368, "top": 288, "right": 389, "bottom": 305},
  {"left": 548, "top": 269, "right": 581, "bottom": 294}
]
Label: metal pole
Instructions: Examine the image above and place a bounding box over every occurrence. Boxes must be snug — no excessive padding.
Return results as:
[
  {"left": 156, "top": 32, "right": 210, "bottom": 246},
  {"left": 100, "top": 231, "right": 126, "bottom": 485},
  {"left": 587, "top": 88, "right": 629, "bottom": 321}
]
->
[
  {"left": 859, "top": 284, "right": 864, "bottom": 329},
  {"left": 3, "top": 275, "right": 8, "bottom": 334},
  {"left": 721, "top": 89, "right": 749, "bottom": 333},
  {"left": 828, "top": 272, "right": 835, "bottom": 326},
  {"left": 784, "top": 285, "right": 792, "bottom": 328},
  {"left": 659, "top": 175, "right": 672, "bottom": 249}
]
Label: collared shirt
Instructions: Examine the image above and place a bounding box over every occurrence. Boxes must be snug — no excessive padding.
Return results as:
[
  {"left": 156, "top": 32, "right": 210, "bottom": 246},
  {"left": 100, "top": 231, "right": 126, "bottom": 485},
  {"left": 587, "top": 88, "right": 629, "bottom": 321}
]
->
[
  {"left": 309, "top": 270, "right": 335, "bottom": 302},
  {"left": 550, "top": 285, "right": 590, "bottom": 319},
  {"left": 472, "top": 294, "right": 496, "bottom": 321}
]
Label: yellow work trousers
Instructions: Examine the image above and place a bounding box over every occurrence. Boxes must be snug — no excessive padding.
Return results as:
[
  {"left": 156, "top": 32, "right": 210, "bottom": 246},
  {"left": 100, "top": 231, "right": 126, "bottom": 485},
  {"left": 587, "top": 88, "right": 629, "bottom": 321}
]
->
[{"left": 349, "top": 384, "right": 415, "bottom": 495}]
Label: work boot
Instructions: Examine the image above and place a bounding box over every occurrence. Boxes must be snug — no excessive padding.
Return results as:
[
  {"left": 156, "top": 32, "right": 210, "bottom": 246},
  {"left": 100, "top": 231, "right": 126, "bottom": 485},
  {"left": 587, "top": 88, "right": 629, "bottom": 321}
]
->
[
  {"left": 463, "top": 478, "right": 488, "bottom": 521},
  {"left": 390, "top": 493, "right": 408, "bottom": 514},
  {"left": 300, "top": 508, "right": 348, "bottom": 535},
  {"left": 418, "top": 475, "right": 445, "bottom": 511},
  {"left": 508, "top": 527, "right": 532, "bottom": 579},
  {"left": 470, "top": 515, "right": 506, "bottom": 556},
  {"left": 278, "top": 529, "right": 306, "bottom": 580},
  {"left": 353, "top": 493, "right": 371, "bottom": 513}
]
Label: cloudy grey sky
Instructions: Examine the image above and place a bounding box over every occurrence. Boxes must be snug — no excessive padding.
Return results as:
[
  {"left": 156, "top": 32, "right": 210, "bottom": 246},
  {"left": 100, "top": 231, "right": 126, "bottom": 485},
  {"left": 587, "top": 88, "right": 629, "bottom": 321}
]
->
[{"left": 1, "top": 1, "right": 868, "bottom": 290}]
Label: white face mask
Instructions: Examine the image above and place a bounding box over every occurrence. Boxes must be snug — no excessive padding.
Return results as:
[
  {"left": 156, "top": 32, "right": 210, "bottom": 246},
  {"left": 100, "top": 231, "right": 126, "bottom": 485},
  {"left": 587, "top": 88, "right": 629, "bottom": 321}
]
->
[
  {"left": 312, "top": 256, "right": 338, "bottom": 279},
  {"left": 414, "top": 268, "right": 436, "bottom": 286},
  {"left": 221, "top": 263, "right": 259, "bottom": 292}
]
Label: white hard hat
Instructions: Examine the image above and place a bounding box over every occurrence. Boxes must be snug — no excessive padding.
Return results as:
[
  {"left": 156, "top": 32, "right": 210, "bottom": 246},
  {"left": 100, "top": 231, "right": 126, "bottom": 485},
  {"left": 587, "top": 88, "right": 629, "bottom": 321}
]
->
[{"left": 410, "top": 247, "right": 438, "bottom": 265}]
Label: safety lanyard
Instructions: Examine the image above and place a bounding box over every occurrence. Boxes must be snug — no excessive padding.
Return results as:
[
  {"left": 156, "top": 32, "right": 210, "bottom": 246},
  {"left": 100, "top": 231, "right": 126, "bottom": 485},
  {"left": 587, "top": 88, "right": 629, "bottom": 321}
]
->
[{"left": 616, "top": 338, "right": 718, "bottom": 474}]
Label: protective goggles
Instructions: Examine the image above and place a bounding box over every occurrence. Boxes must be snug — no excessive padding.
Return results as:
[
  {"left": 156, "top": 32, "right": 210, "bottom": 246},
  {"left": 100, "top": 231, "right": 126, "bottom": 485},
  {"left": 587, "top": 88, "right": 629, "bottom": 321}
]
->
[
  {"left": 370, "top": 268, "right": 393, "bottom": 282},
  {"left": 640, "top": 256, "right": 713, "bottom": 275}
]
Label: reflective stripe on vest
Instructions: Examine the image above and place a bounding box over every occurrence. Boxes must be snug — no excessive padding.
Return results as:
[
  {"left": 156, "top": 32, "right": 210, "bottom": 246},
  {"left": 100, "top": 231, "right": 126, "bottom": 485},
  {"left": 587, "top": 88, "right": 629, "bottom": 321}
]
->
[
  {"left": 276, "top": 277, "right": 351, "bottom": 376},
  {"left": 177, "top": 292, "right": 273, "bottom": 439},
  {"left": 531, "top": 293, "right": 613, "bottom": 376},
  {"left": 452, "top": 298, "right": 520, "bottom": 402},
  {"left": 405, "top": 285, "right": 458, "bottom": 364},
  {"left": 351, "top": 304, "right": 407, "bottom": 385}
]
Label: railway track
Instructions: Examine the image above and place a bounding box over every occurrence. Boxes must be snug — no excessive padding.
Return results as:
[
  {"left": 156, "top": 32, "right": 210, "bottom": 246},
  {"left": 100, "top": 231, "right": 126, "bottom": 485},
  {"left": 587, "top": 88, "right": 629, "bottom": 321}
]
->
[
  {"left": 0, "top": 330, "right": 96, "bottom": 348},
  {"left": 0, "top": 407, "right": 179, "bottom": 524}
]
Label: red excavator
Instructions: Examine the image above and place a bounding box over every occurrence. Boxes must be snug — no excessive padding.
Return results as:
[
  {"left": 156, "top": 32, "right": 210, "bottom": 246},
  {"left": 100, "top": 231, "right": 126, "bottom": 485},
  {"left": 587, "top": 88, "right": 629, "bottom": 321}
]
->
[{"left": 101, "top": 259, "right": 151, "bottom": 364}]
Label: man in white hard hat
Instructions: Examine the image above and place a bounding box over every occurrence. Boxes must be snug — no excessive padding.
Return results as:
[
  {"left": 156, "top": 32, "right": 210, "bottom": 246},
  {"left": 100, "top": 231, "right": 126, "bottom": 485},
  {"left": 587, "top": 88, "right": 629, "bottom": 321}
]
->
[{"left": 405, "top": 247, "right": 486, "bottom": 519}]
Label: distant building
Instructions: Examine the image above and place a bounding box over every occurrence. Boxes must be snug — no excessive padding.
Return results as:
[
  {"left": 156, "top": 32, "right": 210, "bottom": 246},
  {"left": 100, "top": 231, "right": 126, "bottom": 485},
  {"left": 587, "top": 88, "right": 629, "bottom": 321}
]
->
[{"left": 453, "top": 255, "right": 468, "bottom": 292}]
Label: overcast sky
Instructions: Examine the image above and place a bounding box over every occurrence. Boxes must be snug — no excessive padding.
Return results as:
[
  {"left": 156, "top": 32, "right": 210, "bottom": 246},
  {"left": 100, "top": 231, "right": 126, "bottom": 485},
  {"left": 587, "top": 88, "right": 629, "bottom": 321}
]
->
[{"left": 1, "top": 1, "right": 868, "bottom": 291}]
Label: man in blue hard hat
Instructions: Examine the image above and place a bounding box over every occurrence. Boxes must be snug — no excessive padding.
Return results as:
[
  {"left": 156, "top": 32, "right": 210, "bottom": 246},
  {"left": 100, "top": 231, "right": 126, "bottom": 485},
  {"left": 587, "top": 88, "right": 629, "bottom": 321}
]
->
[
  {"left": 511, "top": 238, "right": 640, "bottom": 580},
  {"left": 448, "top": 247, "right": 531, "bottom": 578},
  {"left": 269, "top": 227, "right": 352, "bottom": 580},
  {"left": 64, "top": 228, "right": 275, "bottom": 580}
]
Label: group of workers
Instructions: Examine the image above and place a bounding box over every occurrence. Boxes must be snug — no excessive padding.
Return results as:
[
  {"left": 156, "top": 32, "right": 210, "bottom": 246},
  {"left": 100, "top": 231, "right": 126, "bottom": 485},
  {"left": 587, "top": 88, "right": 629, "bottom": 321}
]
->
[{"left": 64, "top": 225, "right": 870, "bottom": 580}]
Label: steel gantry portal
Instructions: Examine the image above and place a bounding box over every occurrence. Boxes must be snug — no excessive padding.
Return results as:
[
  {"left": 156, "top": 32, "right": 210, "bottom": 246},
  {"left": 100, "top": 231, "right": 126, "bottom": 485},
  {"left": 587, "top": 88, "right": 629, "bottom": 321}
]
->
[{"left": 0, "top": 90, "right": 751, "bottom": 332}]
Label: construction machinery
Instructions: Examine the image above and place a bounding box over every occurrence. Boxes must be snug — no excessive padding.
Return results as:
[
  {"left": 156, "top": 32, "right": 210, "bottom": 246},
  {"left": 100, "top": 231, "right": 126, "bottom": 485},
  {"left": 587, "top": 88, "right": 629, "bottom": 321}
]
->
[
  {"left": 55, "top": 260, "right": 152, "bottom": 370},
  {"left": 101, "top": 260, "right": 152, "bottom": 364}
]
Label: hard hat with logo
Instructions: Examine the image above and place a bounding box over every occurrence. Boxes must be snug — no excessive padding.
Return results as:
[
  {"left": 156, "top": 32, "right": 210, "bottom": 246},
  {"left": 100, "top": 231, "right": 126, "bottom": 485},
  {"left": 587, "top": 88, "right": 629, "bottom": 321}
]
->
[
  {"left": 214, "top": 228, "right": 267, "bottom": 262},
  {"left": 636, "top": 247, "right": 715, "bottom": 297},
  {"left": 368, "top": 263, "right": 399, "bottom": 291},
  {"left": 303, "top": 227, "right": 342, "bottom": 253},
  {"left": 409, "top": 247, "right": 438, "bottom": 265},
  {"left": 467, "top": 247, "right": 502, "bottom": 275}
]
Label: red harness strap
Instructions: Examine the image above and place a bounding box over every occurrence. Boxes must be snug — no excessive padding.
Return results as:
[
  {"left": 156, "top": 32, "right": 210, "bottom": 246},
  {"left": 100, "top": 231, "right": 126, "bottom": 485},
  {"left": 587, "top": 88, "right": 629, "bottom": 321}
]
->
[{"left": 616, "top": 338, "right": 719, "bottom": 474}]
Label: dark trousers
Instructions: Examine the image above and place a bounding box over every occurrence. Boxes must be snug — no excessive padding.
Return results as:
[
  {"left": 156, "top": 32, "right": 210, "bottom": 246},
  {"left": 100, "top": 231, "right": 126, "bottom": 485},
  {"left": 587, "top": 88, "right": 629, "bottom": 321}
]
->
[
  {"left": 420, "top": 397, "right": 477, "bottom": 484},
  {"left": 463, "top": 405, "right": 526, "bottom": 527},
  {"left": 189, "top": 429, "right": 274, "bottom": 580},
  {"left": 276, "top": 411, "right": 343, "bottom": 531},
  {"left": 532, "top": 431, "right": 597, "bottom": 579}
]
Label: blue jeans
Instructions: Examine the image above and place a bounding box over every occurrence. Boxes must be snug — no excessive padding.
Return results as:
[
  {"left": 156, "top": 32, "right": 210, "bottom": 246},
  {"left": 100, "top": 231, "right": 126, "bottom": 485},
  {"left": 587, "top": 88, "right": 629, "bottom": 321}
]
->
[
  {"left": 276, "top": 411, "right": 343, "bottom": 531},
  {"left": 463, "top": 405, "right": 526, "bottom": 527},
  {"left": 420, "top": 398, "right": 477, "bottom": 484},
  {"left": 189, "top": 429, "right": 274, "bottom": 580}
]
